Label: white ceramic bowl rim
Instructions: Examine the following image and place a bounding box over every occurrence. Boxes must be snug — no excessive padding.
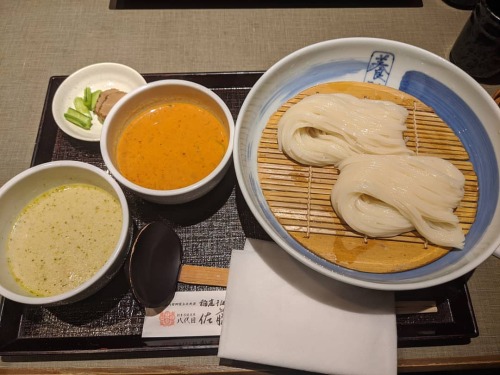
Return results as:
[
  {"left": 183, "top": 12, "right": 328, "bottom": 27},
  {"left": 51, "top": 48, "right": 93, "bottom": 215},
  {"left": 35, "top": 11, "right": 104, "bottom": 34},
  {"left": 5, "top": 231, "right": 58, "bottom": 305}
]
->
[
  {"left": 234, "top": 37, "right": 500, "bottom": 290},
  {"left": 0, "top": 160, "right": 130, "bottom": 305},
  {"left": 101, "top": 79, "right": 235, "bottom": 198}
]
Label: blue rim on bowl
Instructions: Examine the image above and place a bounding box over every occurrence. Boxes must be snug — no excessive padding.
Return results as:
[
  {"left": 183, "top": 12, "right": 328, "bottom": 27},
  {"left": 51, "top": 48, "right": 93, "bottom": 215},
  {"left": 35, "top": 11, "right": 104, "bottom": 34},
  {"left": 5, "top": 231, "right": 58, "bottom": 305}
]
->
[{"left": 234, "top": 37, "right": 500, "bottom": 291}]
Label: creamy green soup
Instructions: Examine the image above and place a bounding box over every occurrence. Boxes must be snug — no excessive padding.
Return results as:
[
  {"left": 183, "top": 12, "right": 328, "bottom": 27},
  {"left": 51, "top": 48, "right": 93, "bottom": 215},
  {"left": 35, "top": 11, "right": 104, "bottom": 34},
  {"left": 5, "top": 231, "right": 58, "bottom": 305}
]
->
[{"left": 7, "top": 183, "right": 122, "bottom": 297}]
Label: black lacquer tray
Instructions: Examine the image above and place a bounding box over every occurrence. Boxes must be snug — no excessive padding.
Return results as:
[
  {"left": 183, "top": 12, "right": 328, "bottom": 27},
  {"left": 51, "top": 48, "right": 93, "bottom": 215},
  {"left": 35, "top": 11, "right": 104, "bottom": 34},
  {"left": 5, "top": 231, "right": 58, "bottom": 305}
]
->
[{"left": 0, "top": 72, "right": 478, "bottom": 358}]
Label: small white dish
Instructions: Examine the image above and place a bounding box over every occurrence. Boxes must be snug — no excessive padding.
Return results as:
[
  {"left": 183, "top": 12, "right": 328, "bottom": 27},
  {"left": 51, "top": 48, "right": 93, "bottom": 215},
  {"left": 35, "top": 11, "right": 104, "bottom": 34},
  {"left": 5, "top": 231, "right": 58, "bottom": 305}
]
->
[{"left": 52, "top": 63, "right": 147, "bottom": 142}]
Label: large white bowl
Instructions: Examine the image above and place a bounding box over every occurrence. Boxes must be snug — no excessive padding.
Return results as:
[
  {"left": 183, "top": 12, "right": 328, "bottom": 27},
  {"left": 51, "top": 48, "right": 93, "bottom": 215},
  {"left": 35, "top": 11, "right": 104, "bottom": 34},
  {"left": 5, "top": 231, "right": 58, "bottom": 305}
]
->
[
  {"left": 101, "top": 79, "right": 235, "bottom": 204},
  {"left": 234, "top": 37, "right": 500, "bottom": 291},
  {"left": 0, "top": 161, "right": 131, "bottom": 305}
]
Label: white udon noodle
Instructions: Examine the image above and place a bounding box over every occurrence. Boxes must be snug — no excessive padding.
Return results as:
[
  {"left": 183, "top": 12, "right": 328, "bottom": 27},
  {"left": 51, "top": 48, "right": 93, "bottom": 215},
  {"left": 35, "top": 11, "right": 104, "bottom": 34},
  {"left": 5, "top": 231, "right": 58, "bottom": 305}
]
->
[
  {"left": 277, "top": 93, "right": 413, "bottom": 166},
  {"left": 331, "top": 155, "right": 465, "bottom": 249},
  {"left": 275, "top": 92, "right": 466, "bottom": 249}
]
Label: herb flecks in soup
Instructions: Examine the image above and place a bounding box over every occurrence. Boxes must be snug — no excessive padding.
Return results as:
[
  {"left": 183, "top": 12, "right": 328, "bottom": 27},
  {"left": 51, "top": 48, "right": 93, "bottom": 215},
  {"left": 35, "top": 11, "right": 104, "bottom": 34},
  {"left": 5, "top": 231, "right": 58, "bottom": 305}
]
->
[
  {"left": 7, "top": 184, "right": 122, "bottom": 297},
  {"left": 116, "top": 102, "right": 228, "bottom": 190}
]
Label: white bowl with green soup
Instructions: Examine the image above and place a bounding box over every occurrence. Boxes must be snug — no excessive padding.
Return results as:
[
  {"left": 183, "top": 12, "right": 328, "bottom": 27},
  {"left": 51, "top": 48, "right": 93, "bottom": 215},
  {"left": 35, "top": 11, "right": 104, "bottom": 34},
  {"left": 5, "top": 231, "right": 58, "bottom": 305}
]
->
[{"left": 0, "top": 161, "right": 130, "bottom": 305}]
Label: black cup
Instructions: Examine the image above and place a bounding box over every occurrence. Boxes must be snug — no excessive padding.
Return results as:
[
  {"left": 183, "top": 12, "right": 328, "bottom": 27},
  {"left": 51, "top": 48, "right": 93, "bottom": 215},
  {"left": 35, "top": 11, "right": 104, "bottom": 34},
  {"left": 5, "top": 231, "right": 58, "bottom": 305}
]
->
[
  {"left": 449, "top": 0, "right": 500, "bottom": 83},
  {"left": 444, "top": 0, "right": 477, "bottom": 10}
]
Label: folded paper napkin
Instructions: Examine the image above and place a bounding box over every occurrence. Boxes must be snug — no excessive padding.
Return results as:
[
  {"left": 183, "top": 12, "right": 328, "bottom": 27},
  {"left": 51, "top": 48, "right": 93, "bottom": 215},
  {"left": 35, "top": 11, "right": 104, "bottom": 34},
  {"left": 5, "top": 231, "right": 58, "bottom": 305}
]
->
[{"left": 218, "top": 238, "right": 397, "bottom": 375}]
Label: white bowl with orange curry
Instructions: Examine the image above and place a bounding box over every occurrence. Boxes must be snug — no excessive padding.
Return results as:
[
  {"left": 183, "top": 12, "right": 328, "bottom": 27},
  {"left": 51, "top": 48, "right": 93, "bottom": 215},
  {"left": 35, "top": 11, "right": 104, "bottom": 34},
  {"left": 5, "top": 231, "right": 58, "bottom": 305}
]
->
[{"left": 100, "top": 80, "right": 234, "bottom": 204}]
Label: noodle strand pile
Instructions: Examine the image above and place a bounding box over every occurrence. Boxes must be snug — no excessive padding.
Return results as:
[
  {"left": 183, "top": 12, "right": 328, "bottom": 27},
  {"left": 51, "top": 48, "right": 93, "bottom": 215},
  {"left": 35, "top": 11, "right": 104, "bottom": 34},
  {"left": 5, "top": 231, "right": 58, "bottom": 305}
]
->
[{"left": 277, "top": 92, "right": 466, "bottom": 249}]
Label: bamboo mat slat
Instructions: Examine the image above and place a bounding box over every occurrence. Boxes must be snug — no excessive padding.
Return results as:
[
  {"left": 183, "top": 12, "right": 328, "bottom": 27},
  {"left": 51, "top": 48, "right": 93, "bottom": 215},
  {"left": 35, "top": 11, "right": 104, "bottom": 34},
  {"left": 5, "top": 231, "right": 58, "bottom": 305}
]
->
[{"left": 257, "top": 82, "right": 479, "bottom": 273}]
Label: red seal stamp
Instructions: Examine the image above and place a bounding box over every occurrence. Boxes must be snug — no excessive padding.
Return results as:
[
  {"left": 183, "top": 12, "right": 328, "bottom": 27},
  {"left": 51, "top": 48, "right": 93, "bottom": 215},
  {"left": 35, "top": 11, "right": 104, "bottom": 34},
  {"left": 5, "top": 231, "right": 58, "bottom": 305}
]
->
[{"left": 159, "top": 310, "right": 176, "bottom": 327}]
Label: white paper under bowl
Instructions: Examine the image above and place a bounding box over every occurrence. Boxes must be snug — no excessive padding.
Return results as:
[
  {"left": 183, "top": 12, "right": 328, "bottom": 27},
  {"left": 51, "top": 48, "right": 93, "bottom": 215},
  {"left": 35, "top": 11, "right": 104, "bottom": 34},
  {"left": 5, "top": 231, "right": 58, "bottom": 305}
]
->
[
  {"left": 0, "top": 161, "right": 131, "bottom": 305},
  {"left": 52, "top": 63, "right": 147, "bottom": 142},
  {"left": 234, "top": 37, "right": 500, "bottom": 291}
]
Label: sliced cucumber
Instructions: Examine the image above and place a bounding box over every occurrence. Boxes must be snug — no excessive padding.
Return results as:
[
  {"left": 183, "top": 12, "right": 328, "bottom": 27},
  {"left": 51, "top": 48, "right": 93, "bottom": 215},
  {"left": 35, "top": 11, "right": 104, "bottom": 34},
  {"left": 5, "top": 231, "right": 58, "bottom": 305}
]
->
[
  {"left": 83, "top": 87, "right": 92, "bottom": 109},
  {"left": 74, "top": 97, "right": 90, "bottom": 116},
  {"left": 64, "top": 87, "right": 105, "bottom": 131},
  {"left": 64, "top": 108, "right": 92, "bottom": 130},
  {"left": 90, "top": 90, "right": 102, "bottom": 111}
]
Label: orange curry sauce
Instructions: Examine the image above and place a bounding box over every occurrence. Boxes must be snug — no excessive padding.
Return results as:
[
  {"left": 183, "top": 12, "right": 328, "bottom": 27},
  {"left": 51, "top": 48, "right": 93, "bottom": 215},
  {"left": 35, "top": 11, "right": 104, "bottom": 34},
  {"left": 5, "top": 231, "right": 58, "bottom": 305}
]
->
[{"left": 116, "top": 102, "right": 228, "bottom": 190}]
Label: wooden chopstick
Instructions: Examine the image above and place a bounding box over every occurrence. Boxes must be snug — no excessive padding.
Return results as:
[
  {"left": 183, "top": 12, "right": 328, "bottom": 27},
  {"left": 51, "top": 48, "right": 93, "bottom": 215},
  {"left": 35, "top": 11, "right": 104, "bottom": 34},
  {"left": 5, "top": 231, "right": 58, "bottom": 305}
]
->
[
  {"left": 178, "top": 264, "right": 229, "bottom": 287},
  {"left": 177, "top": 264, "right": 438, "bottom": 314}
]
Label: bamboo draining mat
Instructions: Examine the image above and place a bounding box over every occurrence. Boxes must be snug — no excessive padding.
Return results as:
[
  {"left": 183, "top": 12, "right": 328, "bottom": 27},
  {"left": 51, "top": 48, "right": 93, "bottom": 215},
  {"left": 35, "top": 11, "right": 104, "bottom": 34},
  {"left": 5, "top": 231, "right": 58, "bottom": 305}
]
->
[{"left": 257, "top": 82, "right": 479, "bottom": 273}]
